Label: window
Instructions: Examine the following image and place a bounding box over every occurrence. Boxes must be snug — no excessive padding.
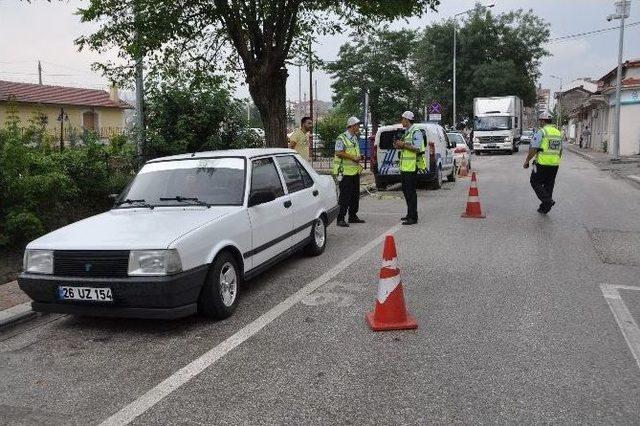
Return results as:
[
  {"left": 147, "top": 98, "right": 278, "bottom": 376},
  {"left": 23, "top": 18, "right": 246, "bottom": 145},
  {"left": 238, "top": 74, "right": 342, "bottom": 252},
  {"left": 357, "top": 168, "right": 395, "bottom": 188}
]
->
[
  {"left": 276, "top": 155, "right": 312, "bottom": 193},
  {"left": 250, "top": 157, "right": 285, "bottom": 198}
]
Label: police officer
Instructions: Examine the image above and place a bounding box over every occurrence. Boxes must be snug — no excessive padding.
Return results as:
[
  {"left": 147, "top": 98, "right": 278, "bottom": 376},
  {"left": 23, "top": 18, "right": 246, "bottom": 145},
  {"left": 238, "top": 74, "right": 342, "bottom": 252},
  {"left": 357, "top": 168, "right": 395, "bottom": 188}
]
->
[
  {"left": 523, "top": 111, "right": 563, "bottom": 214},
  {"left": 393, "top": 111, "right": 425, "bottom": 225},
  {"left": 333, "top": 116, "right": 364, "bottom": 227}
]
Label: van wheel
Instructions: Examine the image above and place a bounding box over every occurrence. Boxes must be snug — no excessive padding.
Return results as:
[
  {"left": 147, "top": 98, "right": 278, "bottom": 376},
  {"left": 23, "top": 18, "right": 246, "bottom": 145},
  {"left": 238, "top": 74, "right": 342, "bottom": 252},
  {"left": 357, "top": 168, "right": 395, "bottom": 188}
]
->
[
  {"left": 447, "top": 163, "right": 456, "bottom": 182},
  {"left": 199, "top": 251, "right": 240, "bottom": 319},
  {"left": 432, "top": 166, "right": 443, "bottom": 190},
  {"left": 305, "top": 216, "right": 326, "bottom": 256}
]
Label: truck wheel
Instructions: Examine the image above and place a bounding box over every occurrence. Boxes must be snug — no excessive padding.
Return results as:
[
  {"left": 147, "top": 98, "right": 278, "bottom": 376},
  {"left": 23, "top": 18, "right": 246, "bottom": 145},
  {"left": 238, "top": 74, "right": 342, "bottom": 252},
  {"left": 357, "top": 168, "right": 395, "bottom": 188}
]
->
[
  {"left": 305, "top": 216, "right": 326, "bottom": 256},
  {"left": 199, "top": 251, "right": 240, "bottom": 319}
]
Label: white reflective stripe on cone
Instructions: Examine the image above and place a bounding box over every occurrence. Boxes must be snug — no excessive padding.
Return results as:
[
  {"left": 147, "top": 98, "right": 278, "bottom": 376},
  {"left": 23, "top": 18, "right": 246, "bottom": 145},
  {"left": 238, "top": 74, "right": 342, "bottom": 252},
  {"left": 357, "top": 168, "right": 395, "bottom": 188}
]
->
[
  {"left": 377, "top": 274, "right": 401, "bottom": 303},
  {"left": 467, "top": 196, "right": 479, "bottom": 202},
  {"left": 381, "top": 257, "right": 398, "bottom": 269}
]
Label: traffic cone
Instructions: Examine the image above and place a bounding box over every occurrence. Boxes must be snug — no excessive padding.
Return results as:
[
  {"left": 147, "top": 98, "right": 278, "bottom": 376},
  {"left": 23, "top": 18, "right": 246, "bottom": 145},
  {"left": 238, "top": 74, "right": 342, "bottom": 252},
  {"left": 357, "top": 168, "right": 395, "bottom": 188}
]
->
[
  {"left": 461, "top": 171, "right": 485, "bottom": 218},
  {"left": 366, "top": 235, "right": 418, "bottom": 331}
]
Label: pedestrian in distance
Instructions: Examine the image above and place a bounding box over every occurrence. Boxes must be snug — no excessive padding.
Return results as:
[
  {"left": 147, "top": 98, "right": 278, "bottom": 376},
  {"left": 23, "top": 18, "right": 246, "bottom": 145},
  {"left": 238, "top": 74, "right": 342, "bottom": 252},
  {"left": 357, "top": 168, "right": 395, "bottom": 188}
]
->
[
  {"left": 332, "top": 116, "right": 365, "bottom": 227},
  {"left": 523, "top": 111, "right": 563, "bottom": 214},
  {"left": 288, "top": 116, "right": 313, "bottom": 161},
  {"left": 582, "top": 125, "right": 591, "bottom": 149},
  {"left": 393, "top": 111, "right": 426, "bottom": 225}
]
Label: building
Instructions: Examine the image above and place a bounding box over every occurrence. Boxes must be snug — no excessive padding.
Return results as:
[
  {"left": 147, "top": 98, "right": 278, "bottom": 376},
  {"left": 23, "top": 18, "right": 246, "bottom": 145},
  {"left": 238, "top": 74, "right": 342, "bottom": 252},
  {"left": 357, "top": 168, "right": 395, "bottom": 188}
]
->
[
  {"left": 536, "top": 87, "right": 551, "bottom": 115},
  {"left": 568, "top": 60, "right": 640, "bottom": 155},
  {"left": 0, "top": 80, "right": 133, "bottom": 145}
]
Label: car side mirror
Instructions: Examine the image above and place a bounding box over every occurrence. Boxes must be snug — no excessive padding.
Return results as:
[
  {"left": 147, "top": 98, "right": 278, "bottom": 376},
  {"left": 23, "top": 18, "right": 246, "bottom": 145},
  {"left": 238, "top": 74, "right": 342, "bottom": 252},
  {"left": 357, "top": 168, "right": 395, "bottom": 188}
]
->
[{"left": 249, "top": 190, "right": 276, "bottom": 207}]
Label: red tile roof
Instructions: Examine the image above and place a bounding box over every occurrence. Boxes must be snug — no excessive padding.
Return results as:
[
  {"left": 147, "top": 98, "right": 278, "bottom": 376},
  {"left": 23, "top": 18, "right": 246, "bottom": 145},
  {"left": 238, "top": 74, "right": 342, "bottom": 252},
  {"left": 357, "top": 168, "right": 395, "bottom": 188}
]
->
[{"left": 0, "top": 80, "right": 133, "bottom": 109}]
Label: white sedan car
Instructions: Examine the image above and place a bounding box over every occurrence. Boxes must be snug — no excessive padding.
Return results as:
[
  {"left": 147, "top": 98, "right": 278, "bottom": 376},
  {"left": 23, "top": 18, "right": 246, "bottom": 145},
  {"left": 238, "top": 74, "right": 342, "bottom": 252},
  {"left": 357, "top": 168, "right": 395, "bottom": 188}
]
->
[
  {"left": 447, "top": 132, "right": 471, "bottom": 172},
  {"left": 18, "top": 149, "right": 338, "bottom": 320}
]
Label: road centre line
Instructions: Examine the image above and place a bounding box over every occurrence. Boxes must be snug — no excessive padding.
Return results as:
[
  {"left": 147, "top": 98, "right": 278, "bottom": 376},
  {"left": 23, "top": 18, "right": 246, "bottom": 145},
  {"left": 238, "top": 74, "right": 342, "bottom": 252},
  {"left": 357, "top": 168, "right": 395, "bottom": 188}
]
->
[
  {"left": 100, "top": 223, "right": 403, "bottom": 426},
  {"left": 600, "top": 284, "right": 640, "bottom": 372}
]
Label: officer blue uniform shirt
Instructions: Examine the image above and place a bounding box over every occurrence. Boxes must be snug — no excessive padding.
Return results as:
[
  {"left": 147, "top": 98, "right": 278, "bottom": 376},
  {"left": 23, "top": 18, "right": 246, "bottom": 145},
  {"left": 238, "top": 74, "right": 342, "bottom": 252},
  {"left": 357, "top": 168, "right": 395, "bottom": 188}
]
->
[
  {"left": 531, "top": 129, "right": 543, "bottom": 149},
  {"left": 407, "top": 126, "right": 424, "bottom": 149},
  {"left": 334, "top": 131, "right": 358, "bottom": 152}
]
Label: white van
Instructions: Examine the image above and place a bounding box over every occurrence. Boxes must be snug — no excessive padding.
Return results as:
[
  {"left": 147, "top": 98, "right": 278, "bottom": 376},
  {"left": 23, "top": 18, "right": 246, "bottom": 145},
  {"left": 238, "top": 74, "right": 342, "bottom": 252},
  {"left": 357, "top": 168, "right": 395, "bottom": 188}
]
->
[{"left": 372, "top": 123, "right": 456, "bottom": 191}]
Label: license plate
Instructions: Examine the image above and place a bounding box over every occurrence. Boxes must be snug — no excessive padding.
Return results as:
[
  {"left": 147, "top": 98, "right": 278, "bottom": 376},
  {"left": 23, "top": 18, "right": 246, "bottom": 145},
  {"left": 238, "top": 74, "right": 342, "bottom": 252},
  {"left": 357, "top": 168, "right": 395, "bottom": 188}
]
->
[
  {"left": 486, "top": 144, "right": 497, "bottom": 148},
  {"left": 58, "top": 286, "right": 113, "bottom": 302}
]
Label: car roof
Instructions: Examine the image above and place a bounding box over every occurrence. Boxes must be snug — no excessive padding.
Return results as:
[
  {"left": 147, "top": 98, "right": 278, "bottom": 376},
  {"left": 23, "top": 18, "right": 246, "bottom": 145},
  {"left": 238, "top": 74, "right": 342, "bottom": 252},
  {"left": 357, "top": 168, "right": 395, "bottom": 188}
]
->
[
  {"left": 377, "top": 122, "right": 443, "bottom": 133},
  {"left": 147, "top": 148, "right": 297, "bottom": 164}
]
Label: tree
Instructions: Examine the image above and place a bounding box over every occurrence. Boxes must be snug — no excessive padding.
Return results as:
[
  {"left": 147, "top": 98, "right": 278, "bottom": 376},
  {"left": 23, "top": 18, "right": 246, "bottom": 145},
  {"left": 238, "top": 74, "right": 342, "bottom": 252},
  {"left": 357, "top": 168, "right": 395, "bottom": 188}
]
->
[
  {"left": 76, "top": 0, "right": 440, "bottom": 148},
  {"left": 327, "top": 29, "right": 417, "bottom": 132},
  {"left": 412, "top": 4, "right": 550, "bottom": 126}
]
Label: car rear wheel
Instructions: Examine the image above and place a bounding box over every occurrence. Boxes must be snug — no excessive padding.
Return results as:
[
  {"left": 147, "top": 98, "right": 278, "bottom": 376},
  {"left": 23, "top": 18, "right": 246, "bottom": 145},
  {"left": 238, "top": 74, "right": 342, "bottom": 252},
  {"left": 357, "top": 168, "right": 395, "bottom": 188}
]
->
[
  {"left": 199, "top": 251, "right": 240, "bottom": 319},
  {"left": 447, "top": 162, "right": 456, "bottom": 182},
  {"left": 305, "top": 216, "right": 326, "bottom": 256},
  {"left": 432, "top": 166, "right": 443, "bottom": 190}
]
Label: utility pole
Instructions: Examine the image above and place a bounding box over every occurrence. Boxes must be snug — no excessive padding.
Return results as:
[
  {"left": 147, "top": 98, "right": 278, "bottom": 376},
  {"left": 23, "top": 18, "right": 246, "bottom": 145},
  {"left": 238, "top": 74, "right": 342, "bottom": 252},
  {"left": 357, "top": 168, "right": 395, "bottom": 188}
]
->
[
  {"left": 308, "top": 39, "right": 313, "bottom": 124},
  {"left": 297, "top": 65, "right": 302, "bottom": 126},
  {"left": 608, "top": 0, "right": 630, "bottom": 161},
  {"left": 133, "top": 2, "right": 145, "bottom": 165},
  {"left": 38, "top": 60, "right": 42, "bottom": 85},
  {"left": 550, "top": 75, "right": 563, "bottom": 128}
]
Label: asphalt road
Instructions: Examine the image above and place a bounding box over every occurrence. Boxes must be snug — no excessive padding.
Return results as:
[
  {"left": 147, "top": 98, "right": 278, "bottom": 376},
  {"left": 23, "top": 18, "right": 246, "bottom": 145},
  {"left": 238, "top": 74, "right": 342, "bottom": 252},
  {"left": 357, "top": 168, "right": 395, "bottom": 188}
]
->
[{"left": 2, "top": 149, "right": 640, "bottom": 425}]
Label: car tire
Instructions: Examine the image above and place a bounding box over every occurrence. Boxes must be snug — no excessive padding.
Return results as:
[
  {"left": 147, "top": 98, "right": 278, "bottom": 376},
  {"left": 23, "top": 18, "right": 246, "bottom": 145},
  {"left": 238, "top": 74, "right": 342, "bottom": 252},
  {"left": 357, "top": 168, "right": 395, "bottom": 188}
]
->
[
  {"left": 447, "top": 162, "right": 456, "bottom": 182},
  {"left": 432, "top": 166, "right": 443, "bottom": 190},
  {"left": 199, "top": 251, "right": 240, "bottom": 320},
  {"left": 305, "top": 216, "right": 326, "bottom": 256}
]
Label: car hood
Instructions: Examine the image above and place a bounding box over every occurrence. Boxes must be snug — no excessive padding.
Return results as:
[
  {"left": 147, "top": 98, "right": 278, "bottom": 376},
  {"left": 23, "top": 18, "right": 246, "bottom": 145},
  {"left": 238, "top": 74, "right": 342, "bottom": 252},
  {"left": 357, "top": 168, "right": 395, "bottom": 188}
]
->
[{"left": 27, "top": 206, "right": 241, "bottom": 250}]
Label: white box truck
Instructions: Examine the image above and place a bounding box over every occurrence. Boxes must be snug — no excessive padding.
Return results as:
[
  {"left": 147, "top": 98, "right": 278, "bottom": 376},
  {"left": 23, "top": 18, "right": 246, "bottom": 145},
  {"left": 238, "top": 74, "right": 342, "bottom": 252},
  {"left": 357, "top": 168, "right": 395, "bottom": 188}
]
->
[{"left": 473, "top": 96, "right": 523, "bottom": 154}]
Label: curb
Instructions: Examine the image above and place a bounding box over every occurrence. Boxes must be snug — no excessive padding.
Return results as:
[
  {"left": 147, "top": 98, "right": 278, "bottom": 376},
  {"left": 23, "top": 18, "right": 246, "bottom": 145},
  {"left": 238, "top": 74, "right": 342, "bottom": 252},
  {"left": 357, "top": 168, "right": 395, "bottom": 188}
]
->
[
  {"left": 567, "top": 145, "right": 598, "bottom": 163},
  {"left": 0, "top": 302, "right": 36, "bottom": 329},
  {"left": 567, "top": 145, "right": 640, "bottom": 189}
]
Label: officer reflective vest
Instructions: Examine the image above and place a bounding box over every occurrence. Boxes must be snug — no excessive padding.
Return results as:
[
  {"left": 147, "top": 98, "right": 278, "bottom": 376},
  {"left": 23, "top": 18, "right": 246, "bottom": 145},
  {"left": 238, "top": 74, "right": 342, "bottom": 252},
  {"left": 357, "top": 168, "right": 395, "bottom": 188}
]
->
[
  {"left": 332, "top": 132, "right": 361, "bottom": 176},
  {"left": 536, "top": 125, "right": 563, "bottom": 166},
  {"left": 400, "top": 125, "right": 426, "bottom": 172}
]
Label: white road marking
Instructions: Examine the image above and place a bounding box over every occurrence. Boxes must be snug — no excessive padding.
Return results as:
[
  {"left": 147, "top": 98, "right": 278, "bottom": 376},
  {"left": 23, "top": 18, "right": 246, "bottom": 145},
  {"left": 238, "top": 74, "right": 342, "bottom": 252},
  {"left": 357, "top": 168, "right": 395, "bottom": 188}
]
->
[
  {"left": 100, "top": 223, "right": 402, "bottom": 426},
  {"left": 600, "top": 284, "right": 640, "bottom": 372}
]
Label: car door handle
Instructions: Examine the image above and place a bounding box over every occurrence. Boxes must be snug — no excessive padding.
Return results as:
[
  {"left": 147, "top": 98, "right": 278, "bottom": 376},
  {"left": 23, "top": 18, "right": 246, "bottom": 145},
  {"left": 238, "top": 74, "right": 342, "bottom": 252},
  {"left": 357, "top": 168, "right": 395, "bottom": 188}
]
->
[
  {"left": 312, "top": 190, "right": 319, "bottom": 197},
  {"left": 284, "top": 200, "right": 292, "bottom": 208}
]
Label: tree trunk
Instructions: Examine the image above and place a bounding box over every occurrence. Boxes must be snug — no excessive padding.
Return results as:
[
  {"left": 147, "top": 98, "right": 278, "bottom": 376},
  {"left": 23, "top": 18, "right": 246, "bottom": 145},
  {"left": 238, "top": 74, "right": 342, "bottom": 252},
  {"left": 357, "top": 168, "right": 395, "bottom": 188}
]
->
[{"left": 247, "top": 66, "right": 288, "bottom": 148}]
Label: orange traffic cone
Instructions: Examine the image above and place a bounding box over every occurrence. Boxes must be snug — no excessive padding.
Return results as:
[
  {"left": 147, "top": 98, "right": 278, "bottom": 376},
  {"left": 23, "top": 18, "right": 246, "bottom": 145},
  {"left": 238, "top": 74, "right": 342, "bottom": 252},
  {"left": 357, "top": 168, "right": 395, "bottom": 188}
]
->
[
  {"left": 366, "top": 235, "right": 418, "bottom": 331},
  {"left": 458, "top": 160, "right": 469, "bottom": 177},
  {"left": 461, "top": 171, "right": 485, "bottom": 218}
]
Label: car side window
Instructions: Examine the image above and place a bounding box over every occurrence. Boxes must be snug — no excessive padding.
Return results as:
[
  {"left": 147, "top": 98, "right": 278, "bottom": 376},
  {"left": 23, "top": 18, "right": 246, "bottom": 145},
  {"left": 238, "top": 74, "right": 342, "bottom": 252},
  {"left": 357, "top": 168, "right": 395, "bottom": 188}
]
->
[
  {"left": 251, "top": 158, "right": 284, "bottom": 198},
  {"left": 295, "top": 159, "right": 314, "bottom": 189},
  {"left": 275, "top": 155, "right": 308, "bottom": 193}
]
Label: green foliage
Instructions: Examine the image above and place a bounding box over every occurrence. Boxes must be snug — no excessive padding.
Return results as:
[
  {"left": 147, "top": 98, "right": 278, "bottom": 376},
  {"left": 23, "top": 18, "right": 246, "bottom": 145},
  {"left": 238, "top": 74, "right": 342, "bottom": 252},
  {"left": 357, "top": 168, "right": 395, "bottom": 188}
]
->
[
  {"left": 316, "top": 111, "right": 348, "bottom": 157},
  {"left": 327, "top": 29, "right": 417, "bottom": 129},
  {"left": 144, "top": 77, "right": 258, "bottom": 159},
  {"left": 412, "top": 4, "right": 550, "bottom": 126},
  {"left": 0, "top": 121, "right": 137, "bottom": 248}
]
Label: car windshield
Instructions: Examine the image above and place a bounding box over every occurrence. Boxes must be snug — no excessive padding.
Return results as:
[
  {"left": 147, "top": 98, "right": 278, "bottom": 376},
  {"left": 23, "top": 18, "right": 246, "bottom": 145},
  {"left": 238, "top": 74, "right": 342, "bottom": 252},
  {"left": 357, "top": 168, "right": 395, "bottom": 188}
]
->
[
  {"left": 474, "top": 116, "right": 512, "bottom": 131},
  {"left": 118, "top": 157, "right": 245, "bottom": 207},
  {"left": 447, "top": 133, "right": 466, "bottom": 145}
]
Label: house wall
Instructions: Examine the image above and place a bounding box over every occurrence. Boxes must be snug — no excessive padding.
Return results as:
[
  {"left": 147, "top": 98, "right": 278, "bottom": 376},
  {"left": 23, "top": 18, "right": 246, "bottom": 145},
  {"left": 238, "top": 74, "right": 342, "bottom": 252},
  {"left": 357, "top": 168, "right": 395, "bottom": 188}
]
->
[
  {"left": 606, "top": 89, "right": 640, "bottom": 156},
  {"left": 0, "top": 102, "right": 126, "bottom": 141}
]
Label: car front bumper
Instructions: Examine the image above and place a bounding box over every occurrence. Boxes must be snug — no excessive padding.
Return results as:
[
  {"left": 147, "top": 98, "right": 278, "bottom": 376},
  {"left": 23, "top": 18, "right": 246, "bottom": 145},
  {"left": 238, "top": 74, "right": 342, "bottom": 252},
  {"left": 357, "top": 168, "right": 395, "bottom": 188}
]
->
[{"left": 18, "top": 265, "right": 209, "bottom": 319}]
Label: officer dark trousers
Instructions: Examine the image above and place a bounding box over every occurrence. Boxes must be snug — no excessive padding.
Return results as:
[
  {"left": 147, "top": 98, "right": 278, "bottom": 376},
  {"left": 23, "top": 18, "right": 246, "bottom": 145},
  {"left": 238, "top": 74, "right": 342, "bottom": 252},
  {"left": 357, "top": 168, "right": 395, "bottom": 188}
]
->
[
  {"left": 530, "top": 163, "right": 559, "bottom": 208},
  {"left": 401, "top": 171, "right": 418, "bottom": 220},
  {"left": 337, "top": 174, "right": 360, "bottom": 221}
]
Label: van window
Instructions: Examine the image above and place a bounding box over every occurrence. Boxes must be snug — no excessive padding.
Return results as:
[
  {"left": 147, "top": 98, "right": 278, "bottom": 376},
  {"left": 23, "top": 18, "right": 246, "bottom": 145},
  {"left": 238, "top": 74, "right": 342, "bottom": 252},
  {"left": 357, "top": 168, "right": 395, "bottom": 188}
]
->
[{"left": 379, "top": 130, "right": 397, "bottom": 150}]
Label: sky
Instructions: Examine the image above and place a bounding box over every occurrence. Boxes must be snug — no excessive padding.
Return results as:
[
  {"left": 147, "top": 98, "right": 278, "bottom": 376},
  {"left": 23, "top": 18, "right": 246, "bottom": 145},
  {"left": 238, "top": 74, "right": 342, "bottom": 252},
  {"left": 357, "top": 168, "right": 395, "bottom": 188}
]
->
[{"left": 1, "top": 0, "right": 639, "bottom": 105}]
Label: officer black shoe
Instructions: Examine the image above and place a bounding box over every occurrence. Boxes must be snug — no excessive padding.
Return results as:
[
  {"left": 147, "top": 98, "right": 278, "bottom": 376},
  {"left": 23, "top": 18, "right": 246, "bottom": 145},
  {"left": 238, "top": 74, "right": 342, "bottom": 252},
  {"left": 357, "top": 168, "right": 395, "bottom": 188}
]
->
[
  {"left": 402, "top": 218, "right": 418, "bottom": 225},
  {"left": 337, "top": 220, "right": 349, "bottom": 227},
  {"left": 349, "top": 217, "right": 366, "bottom": 224},
  {"left": 401, "top": 216, "right": 408, "bottom": 221}
]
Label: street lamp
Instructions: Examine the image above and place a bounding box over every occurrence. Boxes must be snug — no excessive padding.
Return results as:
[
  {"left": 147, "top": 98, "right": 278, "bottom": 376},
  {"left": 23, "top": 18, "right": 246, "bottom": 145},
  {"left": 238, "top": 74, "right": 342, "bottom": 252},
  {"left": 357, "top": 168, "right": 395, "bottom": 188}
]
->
[
  {"left": 549, "top": 75, "right": 563, "bottom": 128},
  {"left": 453, "top": 3, "right": 494, "bottom": 129},
  {"left": 607, "top": 0, "right": 630, "bottom": 161}
]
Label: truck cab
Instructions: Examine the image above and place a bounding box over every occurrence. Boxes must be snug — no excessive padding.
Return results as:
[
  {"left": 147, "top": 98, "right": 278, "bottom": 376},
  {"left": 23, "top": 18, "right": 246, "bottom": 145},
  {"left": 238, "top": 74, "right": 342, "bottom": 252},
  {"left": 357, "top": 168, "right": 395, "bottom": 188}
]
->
[{"left": 473, "top": 96, "right": 523, "bottom": 155}]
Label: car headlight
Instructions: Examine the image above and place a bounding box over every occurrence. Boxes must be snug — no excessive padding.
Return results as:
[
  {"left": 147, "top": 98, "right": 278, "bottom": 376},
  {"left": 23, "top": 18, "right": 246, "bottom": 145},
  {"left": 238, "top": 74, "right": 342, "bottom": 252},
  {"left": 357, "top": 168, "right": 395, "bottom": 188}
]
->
[
  {"left": 503, "top": 136, "right": 511, "bottom": 142},
  {"left": 473, "top": 137, "right": 479, "bottom": 143},
  {"left": 128, "top": 249, "right": 182, "bottom": 276},
  {"left": 24, "top": 250, "right": 54, "bottom": 274}
]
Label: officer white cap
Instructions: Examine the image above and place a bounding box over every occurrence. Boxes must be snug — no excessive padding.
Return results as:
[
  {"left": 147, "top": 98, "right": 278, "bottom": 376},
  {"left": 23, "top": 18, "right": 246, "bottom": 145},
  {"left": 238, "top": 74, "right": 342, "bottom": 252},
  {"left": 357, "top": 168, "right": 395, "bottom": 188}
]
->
[
  {"left": 401, "top": 111, "right": 415, "bottom": 121},
  {"left": 346, "top": 116, "right": 361, "bottom": 127},
  {"left": 538, "top": 111, "right": 553, "bottom": 120}
]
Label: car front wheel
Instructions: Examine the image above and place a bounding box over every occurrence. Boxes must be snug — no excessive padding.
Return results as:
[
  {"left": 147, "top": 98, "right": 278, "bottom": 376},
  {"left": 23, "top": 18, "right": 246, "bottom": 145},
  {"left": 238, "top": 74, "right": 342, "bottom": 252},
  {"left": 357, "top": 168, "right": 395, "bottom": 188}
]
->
[
  {"left": 305, "top": 216, "right": 326, "bottom": 256},
  {"left": 199, "top": 251, "right": 240, "bottom": 319}
]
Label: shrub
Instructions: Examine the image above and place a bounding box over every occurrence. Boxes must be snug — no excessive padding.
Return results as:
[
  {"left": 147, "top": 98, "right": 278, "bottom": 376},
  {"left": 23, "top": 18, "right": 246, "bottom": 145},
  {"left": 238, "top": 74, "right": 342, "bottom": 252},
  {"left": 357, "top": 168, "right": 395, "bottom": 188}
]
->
[
  {"left": 316, "top": 111, "right": 348, "bottom": 157},
  {"left": 4, "top": 211, "right": 45, "bottom": 245}
]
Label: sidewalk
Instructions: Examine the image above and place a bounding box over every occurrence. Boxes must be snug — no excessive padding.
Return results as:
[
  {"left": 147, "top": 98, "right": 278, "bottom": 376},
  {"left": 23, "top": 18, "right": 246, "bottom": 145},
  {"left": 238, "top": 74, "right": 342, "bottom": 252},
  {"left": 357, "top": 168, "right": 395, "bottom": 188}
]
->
[
  {"left": 566, "top": 143, "right": 640, "bottom": 187},
  {"left": 0, "top": 280, "right": 35, "bottom": 327}
]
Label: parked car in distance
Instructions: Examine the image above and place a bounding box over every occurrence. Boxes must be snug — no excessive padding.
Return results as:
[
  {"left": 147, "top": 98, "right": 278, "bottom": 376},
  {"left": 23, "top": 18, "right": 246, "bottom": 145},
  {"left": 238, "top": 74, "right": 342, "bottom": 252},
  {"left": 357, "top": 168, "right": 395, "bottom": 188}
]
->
[
  {"left": 373, "top": 123, "right": 456, "bottom": 191},
  {"left": 447, "top": 132, "right": 471, "bottom": 172},
  {"left": 18, "top": 149, "right": 338, "bottom": 321},
  {"left": 520, "top": 129, "right": 534, "bottom": 144}
]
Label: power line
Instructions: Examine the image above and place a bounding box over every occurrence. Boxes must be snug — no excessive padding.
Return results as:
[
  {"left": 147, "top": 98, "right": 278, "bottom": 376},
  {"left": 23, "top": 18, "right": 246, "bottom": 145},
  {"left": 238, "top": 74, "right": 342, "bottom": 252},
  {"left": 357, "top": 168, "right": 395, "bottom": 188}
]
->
[{"left": 548, "top": 21, "right": 640, "bottom": 43}]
